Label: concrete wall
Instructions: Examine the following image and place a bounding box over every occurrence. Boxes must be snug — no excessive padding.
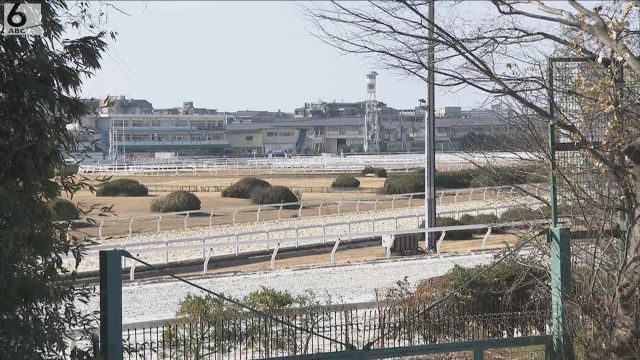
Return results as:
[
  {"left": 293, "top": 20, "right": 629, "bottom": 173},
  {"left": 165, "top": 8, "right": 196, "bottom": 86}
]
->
[
  {"left": 226, "top": 132, "right": 263, "bottom": 154},
  {"left": 262, "top": 128, "right": 299, "bottom": 153}
]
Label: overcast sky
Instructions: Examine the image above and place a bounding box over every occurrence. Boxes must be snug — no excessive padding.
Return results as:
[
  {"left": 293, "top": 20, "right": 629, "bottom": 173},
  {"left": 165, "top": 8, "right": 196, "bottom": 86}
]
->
[{"left": 80, "top": 1, "right": 489, "bottom": 112}]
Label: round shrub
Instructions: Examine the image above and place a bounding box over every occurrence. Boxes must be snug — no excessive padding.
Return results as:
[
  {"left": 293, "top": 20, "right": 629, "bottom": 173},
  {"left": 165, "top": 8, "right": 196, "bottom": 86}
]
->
[
  {"left": 374, "top": 167, "right": 387, "bottom": 178},
  {"left": 361, "top": 166, "right": 387, "bottom": 178},
  {"left": 221, "top": 177, "right": 271, "bottom": 199},
  {"left": 250, "top": 186, "right": 299, "bottom": 207},
  {"left": 58, "top": 163, "right": 79, "bottom": 176},
  {"left": 96, "top": 178, "right": 148, "bottom": 197},
  {"left": 361, "top": 165, "right": 375, "bottom": 176},
  {"left": 331, "top": 175, "right": 360, "bottom": 188},
  {"left": 49, "top": 199, "right": 79, "bottom": 221},
  {"left": 151, "top": 191, "right": 201, "bottom": 213}
]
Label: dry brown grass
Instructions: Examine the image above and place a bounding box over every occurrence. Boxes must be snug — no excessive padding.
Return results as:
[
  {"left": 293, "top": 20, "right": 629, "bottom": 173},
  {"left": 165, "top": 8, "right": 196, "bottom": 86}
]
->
[
  {"left": 206, "top": 245, "right": 388, "bottom": 275},
  {"left": 67, "top": 191, "right": 248, "bottom": 216},
  {"left": 67, "top": 174, "right": 385, "bottom": 216},
  {"left": 66, "top": 189, "right": 378, "bottom": 216},
  {"left": 207, "top": 234, "right": 521, "bottom": 278}
]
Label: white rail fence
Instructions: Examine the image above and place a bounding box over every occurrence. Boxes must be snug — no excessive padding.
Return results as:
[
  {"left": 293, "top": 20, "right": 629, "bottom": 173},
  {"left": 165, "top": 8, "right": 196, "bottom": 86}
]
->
[
  {"left": 67, "top": 201, "right": 548, "bottom": 275},
  {"left": 84, "top": 184, "right": 548, "bottom": 240},
  {"left": 78, "top": 153, "right": 532, "bottom": 176}
]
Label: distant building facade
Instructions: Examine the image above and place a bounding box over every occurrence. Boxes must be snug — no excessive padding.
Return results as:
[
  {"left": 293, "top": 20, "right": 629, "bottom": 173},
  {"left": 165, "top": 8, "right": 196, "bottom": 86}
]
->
[
  {"left": 153, "top": 101, "right": 218, "bottom": 115},
  {"left": 80, "top": 114, "right": 231, "bottom": 157},
  {"left": 83, "top": 95, "right": 153, "bottom": 115},
  {"left": 72, "top": 96, "right": 524, "bottom": 158},
  {"left": 227, "top": 110, "right": 292, "bottom": 123}
]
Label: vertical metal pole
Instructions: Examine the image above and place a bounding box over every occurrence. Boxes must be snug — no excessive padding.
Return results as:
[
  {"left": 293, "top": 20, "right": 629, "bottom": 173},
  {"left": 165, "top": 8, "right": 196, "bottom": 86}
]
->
[
  {"left": 551, "top": 226, "right": 574, "bottom": 359},
  {"left": 473, "top": 348, "right": 484, "bottom": 360},
  {"left": 100, "top": 250, "right": 123, "bottom": 360},
  {"left": 546, "top": 338, "right": 555, "bottom": 360},
  {"left": 549, "top": 61, "right": 558, "bottom": 227},
  {"left": 425, "top": 0, "right": 437, "bottom": 250},
  {"left": 548, "top": 60, "right": 573, "bottom": 359},
  {"left": 122, "top": 120, "right": 126, "bottom": 163}
]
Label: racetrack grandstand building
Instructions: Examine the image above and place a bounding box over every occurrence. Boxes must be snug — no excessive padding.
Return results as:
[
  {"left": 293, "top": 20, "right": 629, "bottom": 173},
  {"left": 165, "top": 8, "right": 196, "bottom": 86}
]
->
[
  {"left": 79, "top": 114, "right": 233, "bottom": 157},
  {"left": 71, "top": 96, "right": 527, "bottom": 158}
]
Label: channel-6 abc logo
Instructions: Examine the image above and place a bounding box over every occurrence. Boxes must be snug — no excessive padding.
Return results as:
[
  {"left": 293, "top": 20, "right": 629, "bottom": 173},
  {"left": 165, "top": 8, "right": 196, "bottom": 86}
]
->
[{"left": 2, "top": 3, "right": 42, "bottom": 36}]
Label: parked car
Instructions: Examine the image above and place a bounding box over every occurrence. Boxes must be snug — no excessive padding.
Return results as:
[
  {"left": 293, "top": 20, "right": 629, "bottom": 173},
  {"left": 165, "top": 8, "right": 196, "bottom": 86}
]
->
[{"left": 268, "top": 150, "right": 291, "bottom": 158}]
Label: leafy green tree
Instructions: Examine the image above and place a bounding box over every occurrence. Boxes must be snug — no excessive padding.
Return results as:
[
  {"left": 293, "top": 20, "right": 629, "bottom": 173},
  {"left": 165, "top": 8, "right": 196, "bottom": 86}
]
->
[
  {"left": 0, "top": 1, "right": 109, "bottom": 358},
  {"left": 164, "top": 294, "right": 242, "bottom": 359},
  {"left": 167, "top": 288, "right": 333, "bottom": 358}
]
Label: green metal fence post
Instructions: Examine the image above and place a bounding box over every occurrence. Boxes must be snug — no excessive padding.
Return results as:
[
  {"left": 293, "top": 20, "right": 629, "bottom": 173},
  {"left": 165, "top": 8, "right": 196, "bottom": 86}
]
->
[
  {"left": 473, "top": 347, "right": 484, "bottom": 360},
  {"left": 551, "top": 227, "right": 574, "bottom": 360},
  {"left": 545, "top": 337, "right": 555, "bottom": 360},
  {"left": 100, "top": 250, "right": 123, "bottom": 360}
]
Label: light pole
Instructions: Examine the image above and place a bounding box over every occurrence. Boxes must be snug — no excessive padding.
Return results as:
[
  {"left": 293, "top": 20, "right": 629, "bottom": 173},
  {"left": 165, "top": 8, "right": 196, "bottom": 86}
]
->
[{"left": 425, "top": 0, "right": 437, "bottom": 250}]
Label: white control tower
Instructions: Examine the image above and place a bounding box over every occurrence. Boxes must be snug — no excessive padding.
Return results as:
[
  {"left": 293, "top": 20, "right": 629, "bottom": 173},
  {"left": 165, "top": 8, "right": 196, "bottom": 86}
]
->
[{"left": 364, "top": 71, "right": 380, "bottom": 153}]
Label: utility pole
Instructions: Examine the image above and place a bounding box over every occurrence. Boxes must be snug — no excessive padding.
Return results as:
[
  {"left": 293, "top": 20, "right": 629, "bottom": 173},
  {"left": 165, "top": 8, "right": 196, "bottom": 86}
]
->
[{"left": 425, "top": 0, "right": 437, "bottom": 250}]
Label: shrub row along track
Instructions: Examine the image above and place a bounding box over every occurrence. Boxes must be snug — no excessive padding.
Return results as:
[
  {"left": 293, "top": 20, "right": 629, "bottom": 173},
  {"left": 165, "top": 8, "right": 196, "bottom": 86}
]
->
[{"left": 77, "top": 184, "right": 548, "bottom": 239}]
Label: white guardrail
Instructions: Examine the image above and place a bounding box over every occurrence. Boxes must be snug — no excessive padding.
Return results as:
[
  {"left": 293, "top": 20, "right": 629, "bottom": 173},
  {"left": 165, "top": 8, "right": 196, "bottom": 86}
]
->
[
  {"left": 78, "top": 153, "right": 533, "bottom": 176},
  {"left": 76, "top": 184, "right": 548, "bottom": 239},
  {"left": 67, "top": 200, "right": 549, "bottom": 276}
]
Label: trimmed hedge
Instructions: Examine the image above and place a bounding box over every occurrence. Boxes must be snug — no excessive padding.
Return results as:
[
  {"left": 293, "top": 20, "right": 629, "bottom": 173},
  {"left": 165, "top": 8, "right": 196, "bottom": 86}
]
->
[
  {"left": 49, "top": 199, "right": 79, "bottom": 221},
  {"left": 150, "top": 191, "right": 201, "bottom": 213},
  {"left": 331, "top": 175, "right": 360, "bottom": 188},
  {"left": 382, "top": 165, "right": 547, "bottom": 194},
  {"left": 498, "top": 203, "right": 573, "bottom": 223},
  {"left": 435, "top": 217, "right": 475, "bottom": 240},
  {"left": 459, "top": 213, "right": 502, "bottom": 234},
  {"left": 459, "top": 213, "right": 499, "bottom": 226},
  {"left": 423, "top": 213, "right": 506, "bottom": 240},
  {"left": 435, "top": 165, "right": 547, "bottom": 189},
  {"left": 361, "top": 166, "right": 388, "bottom": 178},
  {"left": 435, "top": 170, "right": 470, "bottom": 188},
  {"left": 499, "top": 206, "right": 546, "bottom": 222},
  {"left": 382, "top": 171, "right": 425, "bottom": 195},
  {"left": 250, "top": 186, "right": 299, "bottom": 207},
  {"left": 474, "top": 213, "right": 500, "bottom": 224},
  {"left": 96, "top": 178, "right": 148, "bottom": 197},
  {"left": 221, "top": 177, "right": 271, "bottom": 199},
  {"left": 420, "top": 217, "right": 475, "bottom": 240}
]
